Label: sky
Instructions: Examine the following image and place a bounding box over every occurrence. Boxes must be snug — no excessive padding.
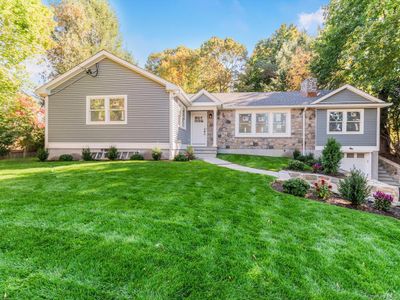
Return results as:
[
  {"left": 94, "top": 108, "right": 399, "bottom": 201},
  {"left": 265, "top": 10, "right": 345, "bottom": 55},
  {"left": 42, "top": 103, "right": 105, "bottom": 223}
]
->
[
  {"left": 28, "top": 0, "right": 327, "bottom": 87},
  {"left": 111, "top": 0, "right": 327, "bottom": 66}
]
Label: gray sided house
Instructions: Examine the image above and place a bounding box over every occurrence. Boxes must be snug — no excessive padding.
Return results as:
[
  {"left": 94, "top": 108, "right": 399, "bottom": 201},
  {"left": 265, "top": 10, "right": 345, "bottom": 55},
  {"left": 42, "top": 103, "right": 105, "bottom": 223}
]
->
[{"left": 36, "top": 50, "right": 391, "bottom": 179}]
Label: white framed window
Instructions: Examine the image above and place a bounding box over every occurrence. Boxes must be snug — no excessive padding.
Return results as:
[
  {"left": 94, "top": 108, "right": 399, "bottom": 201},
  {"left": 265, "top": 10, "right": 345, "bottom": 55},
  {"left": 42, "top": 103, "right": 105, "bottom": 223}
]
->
[
  {"left": 86, "top": 95, "right": 127, "bottom": 125},
  {"left": 327, "top": 109, "right": 363, "bottom": 134},
  {"left": 235, "top": 110, "right": 291, "bottom": 137},
  {"left": 178, "top": 103, "right": 186, "bottom": 129}
]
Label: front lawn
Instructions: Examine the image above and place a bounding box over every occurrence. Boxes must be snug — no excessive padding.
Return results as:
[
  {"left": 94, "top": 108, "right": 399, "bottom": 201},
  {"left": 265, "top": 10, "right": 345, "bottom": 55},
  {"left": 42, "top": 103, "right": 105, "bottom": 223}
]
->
[
  {"left": 217, "top": 153, "right": 290, "bottom": 171},
  {"left": 1, "top": 159, "right": 400, "bottom": 299}
]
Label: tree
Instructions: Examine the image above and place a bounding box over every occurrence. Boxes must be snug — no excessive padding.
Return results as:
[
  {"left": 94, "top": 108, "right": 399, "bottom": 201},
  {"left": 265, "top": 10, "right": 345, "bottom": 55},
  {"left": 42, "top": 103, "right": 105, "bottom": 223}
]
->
[
  {"left": 238, "top": 24, "right": 312, "bottom": 92},
  {"left": 146, "top": 37, "right": 247, "bottom": 93},
  {"left": 146, "top": 46, "right": 202, "bottom": 93},
  {"left": 0, "top": 0, "right": 54, "bottom": 102},
  {"left": 311, "top": 0, "right": 400, "bottom": 156},
  {"left": 47, "top": 0, "right": 133, "bottom": 76}
]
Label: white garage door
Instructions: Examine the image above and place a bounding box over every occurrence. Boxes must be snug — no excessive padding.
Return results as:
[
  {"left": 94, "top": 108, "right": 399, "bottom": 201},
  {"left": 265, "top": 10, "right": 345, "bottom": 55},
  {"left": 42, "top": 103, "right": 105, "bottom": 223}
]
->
[{"left": 341, "top": 152, "right": 371, "bottom": 178}]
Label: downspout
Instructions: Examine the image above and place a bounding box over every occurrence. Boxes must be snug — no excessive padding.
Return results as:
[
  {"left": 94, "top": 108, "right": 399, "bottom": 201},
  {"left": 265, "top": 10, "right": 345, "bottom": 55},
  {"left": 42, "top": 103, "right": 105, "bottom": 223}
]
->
[{"left": 302, "top": 107, "right": 307, "bottom": 154}]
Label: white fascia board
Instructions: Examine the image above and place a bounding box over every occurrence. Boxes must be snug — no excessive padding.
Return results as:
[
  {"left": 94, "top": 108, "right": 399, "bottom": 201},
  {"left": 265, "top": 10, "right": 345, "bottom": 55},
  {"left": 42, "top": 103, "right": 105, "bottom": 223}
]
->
[
  {"left": 190, "top": 89, "right": 222, "bottom": 105},
  {"left": 223, "top": 103, "right": 391, "bottom": 110},
  {"left": 35, "top": 50, "right": 179, "bottom": 97},
  {"left": 312, "top": 84, "right": 385, "bottom": 104}
]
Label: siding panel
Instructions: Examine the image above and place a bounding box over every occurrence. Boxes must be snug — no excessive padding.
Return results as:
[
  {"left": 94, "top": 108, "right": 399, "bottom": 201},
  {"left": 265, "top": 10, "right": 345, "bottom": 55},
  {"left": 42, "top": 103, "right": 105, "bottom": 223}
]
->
[
  {"left": 192, "top": 94, "right": 214, "bottom": 103},
  {"left": 48, "top": 58, "right": 170, "bottom": 143},
  {"left": 320, "top": 89, "right": 371, "bottom": 104},
  {"left": 316, "top": 108, "right": 377, "bottom": 146}
]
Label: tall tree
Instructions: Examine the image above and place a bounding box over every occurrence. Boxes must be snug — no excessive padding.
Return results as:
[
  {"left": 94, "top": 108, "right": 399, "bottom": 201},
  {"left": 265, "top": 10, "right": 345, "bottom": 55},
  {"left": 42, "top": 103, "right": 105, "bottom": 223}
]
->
[
  {"left": 311, "top": 0, "right": 400, "bottom": 156},
  {"left": 47, "top": 0, "right": 133, "bottom": 76},
  {"left": 146, "top": 37, "right": 247, "bottom": 93},
  {"left": 238, "top": 24, "right": 312, "bottom": 91}
]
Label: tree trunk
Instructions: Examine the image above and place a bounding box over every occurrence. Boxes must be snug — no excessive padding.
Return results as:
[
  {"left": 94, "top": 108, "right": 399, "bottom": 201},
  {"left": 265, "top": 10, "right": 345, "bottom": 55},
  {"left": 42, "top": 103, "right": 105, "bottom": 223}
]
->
[{"left": 378, "top": 89, "right": 391, "bottom": 154}]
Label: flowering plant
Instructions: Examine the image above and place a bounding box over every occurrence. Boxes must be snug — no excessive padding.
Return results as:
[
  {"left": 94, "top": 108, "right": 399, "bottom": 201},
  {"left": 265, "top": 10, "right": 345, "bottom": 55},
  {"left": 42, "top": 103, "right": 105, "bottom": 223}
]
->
[
  {"left": 312, "top": 162, "right": 323, "bottom": 173},
  {"left": 313, "top": 179, "right": 332, "bottom": 200},
  {"left": 373, "top": 191, "right": 393, "bottom": 211}
]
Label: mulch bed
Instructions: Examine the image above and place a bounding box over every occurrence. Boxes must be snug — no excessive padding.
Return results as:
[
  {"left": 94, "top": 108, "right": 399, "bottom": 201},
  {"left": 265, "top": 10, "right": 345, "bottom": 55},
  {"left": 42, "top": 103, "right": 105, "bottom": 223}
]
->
[{"left": 272, "top": 181, "right": 400, "bottom": 220}]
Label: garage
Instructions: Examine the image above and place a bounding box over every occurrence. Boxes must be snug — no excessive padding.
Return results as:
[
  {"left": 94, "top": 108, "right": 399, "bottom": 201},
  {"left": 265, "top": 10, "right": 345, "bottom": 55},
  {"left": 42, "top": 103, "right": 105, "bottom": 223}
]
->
[{"left": 341, "top": 152, "right": 371, "bottom": 178}]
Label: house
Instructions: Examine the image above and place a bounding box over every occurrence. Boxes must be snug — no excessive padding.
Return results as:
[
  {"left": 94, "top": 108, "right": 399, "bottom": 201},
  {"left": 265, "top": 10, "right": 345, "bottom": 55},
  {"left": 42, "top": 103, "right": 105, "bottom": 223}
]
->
[{"left": 36, "top": 50, "right": 391, "bottom": 179}]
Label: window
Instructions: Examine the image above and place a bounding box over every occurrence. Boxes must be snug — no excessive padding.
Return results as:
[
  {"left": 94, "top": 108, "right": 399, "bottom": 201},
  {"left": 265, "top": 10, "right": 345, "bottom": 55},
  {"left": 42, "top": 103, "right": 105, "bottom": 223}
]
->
[
  {"left": 239, "top": 113, "right": 252, "bottom": 134},
  {"left": 86, "top": 95, "right": 127, "bottom": 124},
  {"left": 236, "top": 110, "right": 290, "bottom": 137},
  {"left": 327, "top": 109, "right": 363, "bottom": 134},
  {"left": 178, "top": 103, "right": 186, "bottom": 129}
]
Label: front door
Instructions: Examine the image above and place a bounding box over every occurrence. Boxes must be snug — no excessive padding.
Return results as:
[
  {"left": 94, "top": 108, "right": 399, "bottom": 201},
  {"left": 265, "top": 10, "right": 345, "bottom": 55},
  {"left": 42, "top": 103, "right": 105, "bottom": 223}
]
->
[{"left": 191, "top": 112, "right": 207, "bottom": 146}]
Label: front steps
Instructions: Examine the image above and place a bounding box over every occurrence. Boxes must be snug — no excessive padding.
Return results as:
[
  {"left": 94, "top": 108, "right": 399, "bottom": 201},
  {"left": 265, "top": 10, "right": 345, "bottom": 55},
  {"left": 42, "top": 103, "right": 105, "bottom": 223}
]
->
[
  {"left": 193, "top": 147, "right": 217, "bottom": 159},
  {"left": 378, "top": 164, "right": 400, "bottom": 187}
]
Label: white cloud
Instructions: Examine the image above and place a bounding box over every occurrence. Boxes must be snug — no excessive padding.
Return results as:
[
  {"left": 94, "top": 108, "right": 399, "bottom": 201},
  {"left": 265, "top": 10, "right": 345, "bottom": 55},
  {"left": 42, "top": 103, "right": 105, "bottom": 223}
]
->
[{"left": 298, "top": 7, "right": 324, "bottom": 35}]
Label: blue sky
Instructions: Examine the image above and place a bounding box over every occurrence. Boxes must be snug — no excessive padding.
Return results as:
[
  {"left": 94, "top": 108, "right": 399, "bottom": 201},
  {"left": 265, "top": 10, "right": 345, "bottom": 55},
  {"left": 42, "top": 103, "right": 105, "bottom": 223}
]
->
[{"left": 111, "top": 0, "right": 327, "bottom": 66}]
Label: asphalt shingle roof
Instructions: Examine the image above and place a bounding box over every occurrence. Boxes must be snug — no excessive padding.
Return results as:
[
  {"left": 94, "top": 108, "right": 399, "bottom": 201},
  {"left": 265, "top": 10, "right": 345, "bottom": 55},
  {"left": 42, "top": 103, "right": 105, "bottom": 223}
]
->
[{"left": 208, "top": 91, "right": 332, "bottom": 107}]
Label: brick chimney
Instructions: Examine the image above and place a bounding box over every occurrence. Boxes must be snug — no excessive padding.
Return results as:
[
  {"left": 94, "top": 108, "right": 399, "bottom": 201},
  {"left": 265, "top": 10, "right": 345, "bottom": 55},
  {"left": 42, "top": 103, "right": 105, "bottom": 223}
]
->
[{"left": 301, "top": 78, "right": 318, "bottom": 97}]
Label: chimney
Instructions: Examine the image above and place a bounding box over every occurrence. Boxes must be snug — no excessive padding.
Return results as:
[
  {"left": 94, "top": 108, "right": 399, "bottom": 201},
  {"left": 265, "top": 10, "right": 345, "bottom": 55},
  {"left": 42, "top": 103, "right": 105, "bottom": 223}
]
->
[{"left": 301, "top": 78, "right": 318, "bottom": 97}]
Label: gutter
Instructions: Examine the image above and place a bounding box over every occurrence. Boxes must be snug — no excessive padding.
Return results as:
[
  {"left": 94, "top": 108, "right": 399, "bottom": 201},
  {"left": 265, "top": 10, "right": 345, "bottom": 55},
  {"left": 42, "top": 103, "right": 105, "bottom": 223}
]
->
[{"left": 302, "top": 107, "right": 307, "bottom": 154}]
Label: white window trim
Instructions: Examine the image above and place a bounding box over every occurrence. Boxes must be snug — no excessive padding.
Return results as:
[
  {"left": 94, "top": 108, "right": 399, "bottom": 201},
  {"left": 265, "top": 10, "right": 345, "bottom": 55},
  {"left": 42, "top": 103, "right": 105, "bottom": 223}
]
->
[
  {"left": 327, "top": 109, "right": 364, "bottom": 135},
  {"left": 178, "top": 103, "right": 186, "bottom": 129},
  {"left": 235, "top": 109, "right": 291, "bottom": 137},
  {"left": 86, "top": 95, "right": 127, "bottom": 125}
]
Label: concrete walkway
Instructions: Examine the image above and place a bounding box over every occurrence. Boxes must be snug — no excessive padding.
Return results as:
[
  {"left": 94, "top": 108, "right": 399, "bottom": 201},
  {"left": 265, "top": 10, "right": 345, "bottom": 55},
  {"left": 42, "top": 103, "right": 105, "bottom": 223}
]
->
[{"left": 202, "top": 157, "right": 291, "bottom": 180}]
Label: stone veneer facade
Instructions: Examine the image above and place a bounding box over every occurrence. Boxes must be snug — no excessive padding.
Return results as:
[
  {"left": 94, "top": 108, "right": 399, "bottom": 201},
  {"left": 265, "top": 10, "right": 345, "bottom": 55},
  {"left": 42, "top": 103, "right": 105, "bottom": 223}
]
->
[{"left": 216, "top": 109, "right": 316, "bottom": 153}]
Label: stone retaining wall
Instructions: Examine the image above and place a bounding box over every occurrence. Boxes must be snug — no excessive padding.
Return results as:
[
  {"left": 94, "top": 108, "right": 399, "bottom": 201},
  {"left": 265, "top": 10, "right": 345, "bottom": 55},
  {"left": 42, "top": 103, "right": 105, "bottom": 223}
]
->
[
  {"left": 285, "top": 171, "right": 399, "bottom": 204},
  {"left": 379, "top": 156, "right": 400, "bottom": 182}
]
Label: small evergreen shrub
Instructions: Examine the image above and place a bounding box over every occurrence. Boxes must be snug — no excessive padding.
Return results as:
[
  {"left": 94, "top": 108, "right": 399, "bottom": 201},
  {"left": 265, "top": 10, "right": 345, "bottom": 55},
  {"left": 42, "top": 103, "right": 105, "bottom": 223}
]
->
[
  {"left": 373, "top": 191, "right": 393, "bottom": 211},
  {"left": 287, "top": 160, "right": 309, "bottom": 171},
  {"left": 338, "top": 169, "right": 371, "bottom": 206},
  {"left": 37, "top": 148, "right": 49, "bottom": 162},
  {"left": 313, "top": 179, "right": 332, "bottom": 200},
  {"left": 321, "top": 138, "right": 343, "bottom": 175},
  {"left": 82, "top": 148, "right": 93, "bottom": 161},
  {"left": 130, "top": 152, "right": 144, "bottom": 160},
  {"left": 283, "top": 178, "right": 310, "bottom": 197},
  {"left": 152, "top": 147, "right": 162, "bottom": 160},
  {"left": 174, "top": 153, "right": 189, "bottom": 161},
  {"left": 293, "top": 149, "right": 301, "bottom": 160},
  {"left": 297, "top": 153, "right": 317, "bottom": 166},
  {"left": 106, "top": 146, "right": 118, "bottom": 161},
  {"left": 185, "top": 146, "right": 195, "bottom": 160},
  {"left": 59, "top": 154, "right": 73, "bottom": 161}
]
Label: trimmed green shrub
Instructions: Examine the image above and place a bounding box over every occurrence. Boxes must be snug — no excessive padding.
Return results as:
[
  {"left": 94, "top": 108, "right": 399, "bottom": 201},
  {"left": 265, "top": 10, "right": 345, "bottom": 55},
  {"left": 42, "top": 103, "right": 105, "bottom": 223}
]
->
[
  {"left": 59, "top": 154, "right": 73, "bottom": 161},
  {"left": 297, "top": 153, "right": 316, "bottom": 166},
  {"left": 82, "top": 148, "right": 93, "bottom": 161},
  {"left": 106, "top": 146, "right": 118, "bottom": 161},
  {"left": 185, "top": 146, "right": 195, "bottom": 160},
  {"left": 321, "top": 138, "right": 343, "bottom": 175},
  {"left": 152, "top": 147, "right": 162, "bottom": 160},
  {"left": 287, "top": 160, "right": 309, "bottom": 171},
  {"left": 37, "top": 148, "right": 49, "bottom": 162},
  {"left": 283, "top": 178, "right": 310, "bottom": 197},
  {"left": 130, "top": 152, "right": 144, "bottom": 160},
  {"left": 293, "top": 149, "right": 301, "bottom": 160},
  {"left": 174, "top": 153, "right": 189, "bottom": 161},
  {"left": 338, "top": 169, "right": 371, "bottom": 206}
]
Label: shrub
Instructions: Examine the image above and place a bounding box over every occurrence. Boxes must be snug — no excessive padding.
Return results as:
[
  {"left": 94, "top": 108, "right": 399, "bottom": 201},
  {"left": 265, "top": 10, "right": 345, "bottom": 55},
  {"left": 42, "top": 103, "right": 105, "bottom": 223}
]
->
[
  {"left": 174, "top": 153, "right": 189, "bottom": 161},
  {"left": 37, "top": 148, "right": 49, "bottom": 162},
  {"left": 282, "top": 178, "right": 310, "bottom": 197},
  {"left": 297, "top": 153, "right": 316, "bottom": 166},
  {"left": 152, "top": 147, "right": 162, "bottom": 160},
  {"left": 185, "top": 146, "right": 195, "bottom": 160},
  {"left": 82, "top": 148, "right": 93, "bottom": 161},
  {"left": 106, "top": 146, "right": 118, "bottom": 161},
  {"left": 373, "top": 191, "right": 393, "bottom": 211},
  {"left": 293, "top": 149, "right": 301, "bottom": 160},
  {"left": 130, "top": 152, "right": 144, "bottom": 160},
  {"left": 287, "top": 160, "right": 309, "bottom": 171},
  {"left": 321, "top": 138, "right": 343, "bottom": 175},
  {"left": 312, "top": 162, "right": 323, "bottom": 173},
  {"left": 59, "top": 154, "right": 73, "bottom": 161},
  {"left": 338, "top": 168, "right": 371, "bottom": 206},
  {"left": 313, "top": 179, "right": 332, "bottom": 200}
]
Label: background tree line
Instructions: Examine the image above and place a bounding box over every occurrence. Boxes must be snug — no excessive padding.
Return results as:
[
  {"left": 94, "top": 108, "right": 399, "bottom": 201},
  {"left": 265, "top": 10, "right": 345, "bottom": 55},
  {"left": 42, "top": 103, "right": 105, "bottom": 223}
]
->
[{"left": 1, "top": 0, "right": 399, "bottom": 158}]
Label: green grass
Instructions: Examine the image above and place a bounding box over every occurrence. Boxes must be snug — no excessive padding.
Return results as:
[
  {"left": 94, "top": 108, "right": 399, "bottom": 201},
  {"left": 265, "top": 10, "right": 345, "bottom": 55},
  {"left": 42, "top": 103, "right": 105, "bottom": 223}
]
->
[
  {"left": 217, "top": 153, "right": 290, "bottom": 171},
  {"left": 0, "top": 159, "right": 399, "bottom": 299}
]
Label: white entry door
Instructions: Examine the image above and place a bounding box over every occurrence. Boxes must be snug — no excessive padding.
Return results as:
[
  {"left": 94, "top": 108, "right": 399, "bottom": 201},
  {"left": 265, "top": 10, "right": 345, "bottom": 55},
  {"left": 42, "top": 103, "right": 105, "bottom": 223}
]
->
[{"left": 191, "top": 112, "right": 207, "bottom": 146}]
